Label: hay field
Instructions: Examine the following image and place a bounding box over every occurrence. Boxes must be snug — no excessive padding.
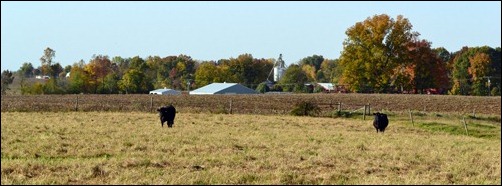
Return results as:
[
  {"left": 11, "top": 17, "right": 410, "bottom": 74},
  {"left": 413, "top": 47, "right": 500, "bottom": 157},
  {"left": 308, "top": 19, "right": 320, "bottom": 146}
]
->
[{"left": 1, "top": 112, "right": 500, "bottom": 184}]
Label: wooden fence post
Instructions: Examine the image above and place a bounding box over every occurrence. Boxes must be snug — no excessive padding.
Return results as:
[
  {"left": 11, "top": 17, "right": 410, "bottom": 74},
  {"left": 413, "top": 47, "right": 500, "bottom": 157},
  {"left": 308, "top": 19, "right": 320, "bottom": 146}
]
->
[
  {"left": 150, "top": 96, "right": 153, "bottom": 112},
  {"left": 368, "top": 103, "right": 371, "bottom": 115},
  {"left": 363, "top": 105, "right": 366, "bottom": 120},
  {"left": 229, "top": 100, "right": 233, "bottom": 114},
  {"left": 409, "top": 109, "right": 414, "bottom": 126},
  {"left": 462, "top": 116, "right": 469, "bottom": 136},
  {"left": 75, "top": 95, "right": 79, "bottom": 111}
]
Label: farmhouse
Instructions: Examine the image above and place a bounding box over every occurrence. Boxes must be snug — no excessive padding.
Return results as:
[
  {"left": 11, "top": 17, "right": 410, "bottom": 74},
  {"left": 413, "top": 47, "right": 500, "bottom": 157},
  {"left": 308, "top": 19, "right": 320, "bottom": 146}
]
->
[
  {"left": 189, "top": 82, "right": 257, "bottom": 95},
  {"left": 149, "top": 88, "right": 181, "bottom": 95}
]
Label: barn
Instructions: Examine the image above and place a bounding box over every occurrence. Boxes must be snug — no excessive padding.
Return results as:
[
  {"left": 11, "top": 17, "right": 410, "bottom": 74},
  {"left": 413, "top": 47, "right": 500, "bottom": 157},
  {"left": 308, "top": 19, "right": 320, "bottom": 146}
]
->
[
  {"left": 149, "top": 88, "right": 181, "bottom": 95},
  {"left": 189, "top": 82, "right": 258, "bottom": 95}
]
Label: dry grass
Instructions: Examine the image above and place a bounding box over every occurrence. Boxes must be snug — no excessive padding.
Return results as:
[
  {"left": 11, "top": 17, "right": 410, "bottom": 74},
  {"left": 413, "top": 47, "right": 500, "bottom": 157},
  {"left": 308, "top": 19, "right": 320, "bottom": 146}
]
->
[{"left": 1, "top": 112, "right": 500, "bottom": 184}]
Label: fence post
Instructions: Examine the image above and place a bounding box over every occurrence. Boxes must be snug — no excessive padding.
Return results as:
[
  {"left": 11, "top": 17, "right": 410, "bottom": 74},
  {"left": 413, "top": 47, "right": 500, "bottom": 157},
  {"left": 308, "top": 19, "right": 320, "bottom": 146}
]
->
[
  {"left": 462, "top": 116, "right": 469, "bottom": 136},
  {"left": 75, "top": 95, "right": 79, "bottom": 111},
  {"left": 229, "top": 99, "right": 233, "bottom": 114},
  {"left": 472, "top": 109, "right": 476, "bottom": 118},
  {"left": 363, "top": 105, "right": 366, "bottom": 120},
  {"left": 150, "top": 96, "right": 153, "bottom": 112},
  {"left": 368, "top": 103, "right": 371, "bottom": 115},
  {"left": 337, "top": 102, "right": 341, "bottom": 112},
  {"left": 409, "top": 109, "right": 414, "bottom": 126}
]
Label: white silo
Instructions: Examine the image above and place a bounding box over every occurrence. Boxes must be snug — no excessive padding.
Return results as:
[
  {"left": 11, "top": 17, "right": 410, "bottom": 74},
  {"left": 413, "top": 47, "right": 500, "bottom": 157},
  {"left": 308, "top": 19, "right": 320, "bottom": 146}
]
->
[{"left": 273, "top": 54, "right": 286, "bottom": 82}]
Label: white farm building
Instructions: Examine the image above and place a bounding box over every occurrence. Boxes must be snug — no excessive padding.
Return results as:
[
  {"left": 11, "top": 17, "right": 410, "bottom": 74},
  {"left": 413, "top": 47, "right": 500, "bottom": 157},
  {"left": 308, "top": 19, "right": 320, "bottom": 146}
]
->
[
  {"left": 189, "top": 83, "right": 257, "bottom": 95},
  {"left": 149, "top": 88, "right": 181, "bottom": 95}
]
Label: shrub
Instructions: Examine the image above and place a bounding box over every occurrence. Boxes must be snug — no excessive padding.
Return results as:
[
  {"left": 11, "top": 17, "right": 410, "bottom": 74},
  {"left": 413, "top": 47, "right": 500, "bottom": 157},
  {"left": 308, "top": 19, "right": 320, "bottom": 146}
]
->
[{"left": 290, "top": 101, "right": 320, "bottom": 116}]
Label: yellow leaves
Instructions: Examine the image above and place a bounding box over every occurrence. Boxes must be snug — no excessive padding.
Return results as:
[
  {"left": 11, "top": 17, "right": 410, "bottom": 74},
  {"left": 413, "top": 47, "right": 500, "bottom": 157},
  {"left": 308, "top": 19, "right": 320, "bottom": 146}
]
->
[
  {"left": 468, "top": 52, "right": 490, "bottom": 80},
  {"left": 301, "top": 65, "right": 316, "bottom": 82}
]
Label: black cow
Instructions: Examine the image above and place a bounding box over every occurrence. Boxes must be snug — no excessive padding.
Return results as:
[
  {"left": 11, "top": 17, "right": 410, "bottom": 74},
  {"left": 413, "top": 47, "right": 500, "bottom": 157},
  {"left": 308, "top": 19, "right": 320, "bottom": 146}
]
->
[
  {"left": 157, "top": 105, "right": 176, "bottom": 128},
  {"left": 373, "top": 112, "right": 389, "bottom": 133}
]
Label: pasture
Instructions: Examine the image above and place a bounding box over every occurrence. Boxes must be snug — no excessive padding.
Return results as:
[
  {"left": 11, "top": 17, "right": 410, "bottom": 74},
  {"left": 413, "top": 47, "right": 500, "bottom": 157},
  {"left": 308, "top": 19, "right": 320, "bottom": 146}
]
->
[{"left": 1, "top": 111, "right": 500, "bottom": 184}]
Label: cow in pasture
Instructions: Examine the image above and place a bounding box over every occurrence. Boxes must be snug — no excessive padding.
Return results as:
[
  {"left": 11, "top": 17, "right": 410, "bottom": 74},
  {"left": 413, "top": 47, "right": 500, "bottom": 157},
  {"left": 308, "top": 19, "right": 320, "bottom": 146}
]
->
[
  {"left": 373, "top": 112, "right": 389, "bottom": 133},
  {"left": 157, "top": 105, "right": 176, "bottom": 128}
]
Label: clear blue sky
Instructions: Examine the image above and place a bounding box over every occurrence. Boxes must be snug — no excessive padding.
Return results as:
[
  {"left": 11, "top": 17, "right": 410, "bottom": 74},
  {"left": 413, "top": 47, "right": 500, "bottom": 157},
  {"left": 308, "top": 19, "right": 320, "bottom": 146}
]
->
[{"left": 2, "top": 1, "right": 501, "bottom": 72}]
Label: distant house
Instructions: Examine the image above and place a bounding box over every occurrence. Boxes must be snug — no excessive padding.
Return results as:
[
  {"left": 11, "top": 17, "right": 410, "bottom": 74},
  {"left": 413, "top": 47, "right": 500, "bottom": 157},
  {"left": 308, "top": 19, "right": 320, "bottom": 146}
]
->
[
  {"left": 189, "top": 82, "right": 258, "bottom": 95},
  {"left": 35, "top": 75, "right": 50, "bottom": 79},
  {"left": 149, "top": 88, "right": 181, "bottom": 95},
  {"left": 316, "top": 83, "right": 335, "bottom": 93}
]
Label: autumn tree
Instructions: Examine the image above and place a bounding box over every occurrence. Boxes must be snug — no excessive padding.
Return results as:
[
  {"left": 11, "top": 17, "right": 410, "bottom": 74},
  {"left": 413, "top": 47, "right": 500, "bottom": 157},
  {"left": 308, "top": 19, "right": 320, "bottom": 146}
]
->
[
  {"left": 402, "top": 39, "right": 449, "bottom": 93},
  {"left": 468, "top": 52, "right": 491, "bottom": 96},
  {"left": 301, "top": 64, "right": 316, "bottom": 82},
  {"left": 40, "top": 47, "right": 56, "bottom": 76},
  {"left": 449, "top": 46, "right": 500, "bottom": 96},
  {"left": 338, "top": 14, "right": 419, "bottom": 93},
  {"left": 85, "top": 55, "right": 112, "bottom": 93}
]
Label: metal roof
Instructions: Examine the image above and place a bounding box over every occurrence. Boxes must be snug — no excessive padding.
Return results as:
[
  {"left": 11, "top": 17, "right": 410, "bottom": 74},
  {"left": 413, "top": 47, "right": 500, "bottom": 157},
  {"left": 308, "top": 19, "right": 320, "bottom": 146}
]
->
[
  {"left": 317, "top": 83, "right": 335, "bottom": 90},
  {"left": 189, "top": 83, "right": 257, "bottom": 95},
  {"left": 149, "top": 88, "right": 181, "bottom": 95}
]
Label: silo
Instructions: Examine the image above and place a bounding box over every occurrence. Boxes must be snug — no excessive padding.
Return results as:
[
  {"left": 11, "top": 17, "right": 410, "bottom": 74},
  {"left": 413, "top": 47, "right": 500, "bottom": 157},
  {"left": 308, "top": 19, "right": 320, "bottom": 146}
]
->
[
  {"left": 273, "top": 54, "right": 286, "bottom": 82},
  {"left": 273, "top": 67, "right": 284, "bottom": 82}
]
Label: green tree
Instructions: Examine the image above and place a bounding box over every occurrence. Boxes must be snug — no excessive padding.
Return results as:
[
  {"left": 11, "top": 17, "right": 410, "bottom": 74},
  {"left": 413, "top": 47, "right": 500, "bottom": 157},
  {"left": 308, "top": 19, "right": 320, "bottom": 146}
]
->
[
  {"left": 320, "top": 59, "right": 339, "bottom": 83},
  {"left": 129, "top": 56, "right": 147, "bottom": 71},
  {"left": 18, "top": 62, "right": 34, "bottom": 78},
  {"left": 103, "top": 72, "right": 120, "bottom": 94},
  {"left": 50, "top": 63, "right": 64, "bottom": 78},
  {"left": 118, "top": 69, "right": 152, "bottom": 94},
  {"left": 112, "top": 56, "right": 129, "bottom": 77},
  {"left": 1, "top": 70, "right": 15, "bottom": 95},
  {"left": 449, "top": 47, "right": 471, "bottom": 95},
  {"left": 278, "top": 64, "right": 308, "bottom": 92},
  {"left": 68, "top": 64, "right": 91, "bottom": 94},
  {"left": 194, "top": 61, "right": 222, "bottom": 87},
  {"left": 299, "top": 55, "right": 324, "bottom": 72},
  {"left": 255, "top": 82, "right": 270, "bottom": 93},
  {"left": 339, "top": 14, "right": 419, "bottom": 93}
]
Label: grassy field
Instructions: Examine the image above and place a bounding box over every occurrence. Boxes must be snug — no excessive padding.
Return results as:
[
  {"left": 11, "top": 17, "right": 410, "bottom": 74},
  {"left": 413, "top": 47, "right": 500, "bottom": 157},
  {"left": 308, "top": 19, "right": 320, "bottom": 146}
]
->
[{"left": 1, "top": 111, "right": 500, "bottom": 184}]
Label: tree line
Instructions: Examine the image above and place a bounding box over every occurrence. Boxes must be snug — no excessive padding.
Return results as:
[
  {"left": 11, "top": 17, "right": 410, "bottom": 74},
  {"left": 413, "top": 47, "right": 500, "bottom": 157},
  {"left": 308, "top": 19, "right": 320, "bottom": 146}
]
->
[{"left": 2, "top": 14, "right": 500, "bottom": 96}]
